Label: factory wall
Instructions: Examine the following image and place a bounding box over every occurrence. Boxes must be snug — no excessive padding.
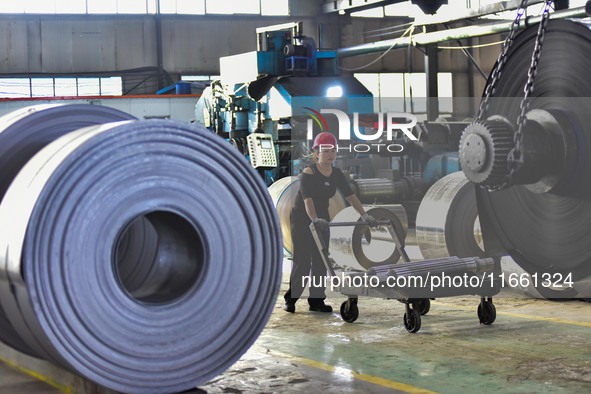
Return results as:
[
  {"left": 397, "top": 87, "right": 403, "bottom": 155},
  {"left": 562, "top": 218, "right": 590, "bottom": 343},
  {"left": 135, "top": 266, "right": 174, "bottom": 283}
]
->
[
  {"left": 0, "top": 1, "right": 503, "bottom": 106},
  {"left": 0, "top": 14, "right": 314, "bottom": 75}
]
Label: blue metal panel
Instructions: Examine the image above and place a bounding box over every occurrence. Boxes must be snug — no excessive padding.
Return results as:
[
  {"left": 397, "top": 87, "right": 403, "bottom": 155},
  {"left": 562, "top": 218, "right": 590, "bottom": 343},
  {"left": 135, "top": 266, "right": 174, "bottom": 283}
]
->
[
  {"left": 257, "top": 51, "right": 284, "bottom": 75},
  {"left": 423, "top": 152, "right": 460, "bottom": 183}
]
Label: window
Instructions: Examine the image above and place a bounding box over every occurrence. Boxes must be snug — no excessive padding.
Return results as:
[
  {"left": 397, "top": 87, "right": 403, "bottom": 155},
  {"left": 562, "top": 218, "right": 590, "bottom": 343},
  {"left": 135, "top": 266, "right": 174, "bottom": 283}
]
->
[
  {"left": 0, "top": 77, "right": 122, "bottom": 98},
  {"left": 24, "top": 0, "right": 56, "bottom": 14},
  {"left": 206, "top": 0, "right": 259, "bottom": 14},
  {"left": 0, "top": 1, "right": 25, "bottom": 13},
  {"left": 0, "top": 0, "right": 288, "bottom": 15},
  {"left": 31, "top": 78, "right": 55, "bottom": 97},
  {"left": 101, "top": 76, "right": 123, "bottom": 95},
  {"left": 177, "top": 0, "right": 205, "bottom": 15},
  {"left": 87, "top": 0, "right": 116, "bottom": 14},
  {"left": 55, "top": 78, "right": 78, "bottom": 96},
  {"left": 158, "top": 0, "right": 177, "bottom": 14},
  {"left": 261, "top": 0, "right": 288, "bottom": 16},
  {"left": 0, "top": 79, "right": 30, "bottom": 98},
  {"left": 354, "top": 72, "right": 453, "bottom": 113},
  {"left": 55, "top": 0, "right": 86, "bottom": 14},
  {"left": 118, "top": 0, "right": 147, "bottom": 14}
]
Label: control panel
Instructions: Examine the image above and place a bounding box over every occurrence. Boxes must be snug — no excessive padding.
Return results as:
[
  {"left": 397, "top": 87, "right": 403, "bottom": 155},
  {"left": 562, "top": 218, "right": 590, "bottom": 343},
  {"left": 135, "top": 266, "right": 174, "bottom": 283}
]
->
[{"left": 246, "top": 133, "right": 277, "bottom": 168}]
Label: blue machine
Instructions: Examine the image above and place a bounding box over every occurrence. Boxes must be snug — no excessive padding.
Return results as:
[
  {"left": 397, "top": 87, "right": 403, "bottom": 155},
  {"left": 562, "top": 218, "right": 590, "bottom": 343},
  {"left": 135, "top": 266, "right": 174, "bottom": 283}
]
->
[{"left": 196, "top": 22, "right": 373, "bottom": 185}]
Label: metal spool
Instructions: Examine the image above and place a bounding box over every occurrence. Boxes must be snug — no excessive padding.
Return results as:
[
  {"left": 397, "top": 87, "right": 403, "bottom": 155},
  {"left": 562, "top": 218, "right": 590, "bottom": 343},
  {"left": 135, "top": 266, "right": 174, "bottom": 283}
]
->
[
  {"left": 416, "top": 172, "right": 484, "bottom": 259},
  {"left": 0, "top": 111, "right": 282, "bottom": 393},
  {"left": 0, "top": 104, "right": 137, "bottom": 356},
  {"left": 268, "top": 176, "right": 347, "bottom": 256},
  {"left": 354, "top": 178, "right": 403, "bottom": 204},
  {"left": 329, "top": 205, "right": 407, "bottom": 271},
  {"left": 471, "top": 20, "right": 591, "bottom": 282}
]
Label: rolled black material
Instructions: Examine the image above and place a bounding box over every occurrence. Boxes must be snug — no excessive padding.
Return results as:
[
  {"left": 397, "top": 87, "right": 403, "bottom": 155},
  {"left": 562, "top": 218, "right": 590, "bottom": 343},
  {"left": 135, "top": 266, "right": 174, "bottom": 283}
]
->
[
  {"left": 0, "top": 115, "right": 282, "bottom": 392},
  {"left": 0, "top": 104, "right": 136, "bottom": 356},
  {"left": 477, "top": 20, "right": 591, "bottom": 279}
]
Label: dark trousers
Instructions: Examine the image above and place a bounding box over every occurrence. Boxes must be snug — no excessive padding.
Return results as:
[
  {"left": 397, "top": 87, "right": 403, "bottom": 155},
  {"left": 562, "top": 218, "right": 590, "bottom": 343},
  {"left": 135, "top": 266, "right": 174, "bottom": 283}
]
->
[{"left": 284, "top": 219, "right": 330, "bottom": 307}]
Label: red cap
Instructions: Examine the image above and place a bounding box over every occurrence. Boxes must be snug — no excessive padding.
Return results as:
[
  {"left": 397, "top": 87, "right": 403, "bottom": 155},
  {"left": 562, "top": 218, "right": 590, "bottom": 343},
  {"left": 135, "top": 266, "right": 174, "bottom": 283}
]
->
[{"left": 312, "top": 132, "right": 337, "bottom": 150}]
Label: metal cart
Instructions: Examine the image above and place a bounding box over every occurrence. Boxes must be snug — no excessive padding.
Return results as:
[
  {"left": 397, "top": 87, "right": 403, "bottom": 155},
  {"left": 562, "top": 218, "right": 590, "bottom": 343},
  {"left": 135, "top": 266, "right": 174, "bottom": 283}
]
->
[{"left": 310, "top": 220, "right": 501, "bottom": 333}]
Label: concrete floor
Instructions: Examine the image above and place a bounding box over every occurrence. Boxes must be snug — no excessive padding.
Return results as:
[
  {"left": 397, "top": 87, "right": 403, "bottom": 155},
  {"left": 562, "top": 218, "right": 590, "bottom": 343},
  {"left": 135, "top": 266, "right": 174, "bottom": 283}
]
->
[
  {"left": 1, "top": 248, "right": 590, "bottom": 393},
  {"left": 198, "top": 289, "right": 591, "bottom": 394}
]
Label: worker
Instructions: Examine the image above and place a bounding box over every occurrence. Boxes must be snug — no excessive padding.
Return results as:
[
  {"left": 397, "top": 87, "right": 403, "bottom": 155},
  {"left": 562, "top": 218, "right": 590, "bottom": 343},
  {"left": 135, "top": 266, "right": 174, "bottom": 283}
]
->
[{"left": 284, "top": 131, "right": 377, "bottom": 313}]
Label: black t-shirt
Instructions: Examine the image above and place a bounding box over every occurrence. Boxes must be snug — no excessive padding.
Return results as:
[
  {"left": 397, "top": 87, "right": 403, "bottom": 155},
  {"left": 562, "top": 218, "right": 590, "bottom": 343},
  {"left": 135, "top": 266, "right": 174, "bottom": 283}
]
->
[{"left": 292, "top": 164, "right": 354, "bottom": 224}]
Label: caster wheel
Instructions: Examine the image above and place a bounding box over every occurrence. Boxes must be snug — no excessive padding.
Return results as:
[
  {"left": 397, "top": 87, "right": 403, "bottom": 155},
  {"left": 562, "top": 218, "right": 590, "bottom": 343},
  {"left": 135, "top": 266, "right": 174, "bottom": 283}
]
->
[
  {"left": 413, "top": 299, "right": 431, "bottom": 315},
  {"left": 340, "top": 300, "right": 359, "bottom": 323},
  {"left": 403, "top": 309, "right": 421, "bottom": 333},
  {"left": 478, "top": 300, "right": 496, "bottom": 325}
]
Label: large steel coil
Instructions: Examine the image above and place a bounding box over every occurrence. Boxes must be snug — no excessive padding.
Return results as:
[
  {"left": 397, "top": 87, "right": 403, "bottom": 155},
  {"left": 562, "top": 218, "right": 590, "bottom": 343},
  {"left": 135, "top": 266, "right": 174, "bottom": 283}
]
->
[
  {"left": 0, "top": 104, "right": 137, "bottom": 356},
  {"left": 329, "top": 205, "right": 407, "bottom": 271},
  {"left": 416, "top": 172, "right": 484, "bottom": 259},
  {"left": 0, "top": 106, "right": 282, "bottom": 393},
  {"left": 268, "top": 176, "right": 346, "bottom": 256},
  {"left": 475, "top": 20, "right": 591, "bottom": 281}
]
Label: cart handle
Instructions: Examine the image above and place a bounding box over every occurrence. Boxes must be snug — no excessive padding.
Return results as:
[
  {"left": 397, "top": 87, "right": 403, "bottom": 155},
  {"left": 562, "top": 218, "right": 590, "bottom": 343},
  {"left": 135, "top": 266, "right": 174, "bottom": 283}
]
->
[{"left": 325, "top": 219, "right": 392, "bottom": 227}]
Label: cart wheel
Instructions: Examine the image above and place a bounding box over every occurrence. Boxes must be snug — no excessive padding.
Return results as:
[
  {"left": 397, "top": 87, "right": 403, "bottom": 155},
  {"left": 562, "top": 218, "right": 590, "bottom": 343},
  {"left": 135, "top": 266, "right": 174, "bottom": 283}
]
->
[
  {"left": 340, "top": 300, "right": 359, "bottom": 323},
  {"left": 403, "top": 309, "right": 421, "bottom": 333},
  {"left": 413, "top": 299, "right": 431, "bottom": 315},
  {"left": 477, "top": 300, "right": 496, "bottom": 325}
]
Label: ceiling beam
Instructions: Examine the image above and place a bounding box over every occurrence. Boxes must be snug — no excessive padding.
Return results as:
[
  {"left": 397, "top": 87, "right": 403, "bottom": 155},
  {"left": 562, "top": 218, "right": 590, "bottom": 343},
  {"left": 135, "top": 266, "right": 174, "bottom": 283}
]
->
[{"left": 337, "top": 6, "right": 587, "bottom": 57}]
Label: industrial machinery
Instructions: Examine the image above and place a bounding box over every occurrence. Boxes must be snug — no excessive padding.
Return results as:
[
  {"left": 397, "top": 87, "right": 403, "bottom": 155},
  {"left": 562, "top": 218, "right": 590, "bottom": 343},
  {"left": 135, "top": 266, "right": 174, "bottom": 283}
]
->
[
  {"left": 456, "top": 11, "right": 591, "bottom": 298},
  {"left": 197, "top": 21, "right": 472, "bottom": 227},
  {"left": 196, "top": 22, "right": 374, "bottom": 185}
]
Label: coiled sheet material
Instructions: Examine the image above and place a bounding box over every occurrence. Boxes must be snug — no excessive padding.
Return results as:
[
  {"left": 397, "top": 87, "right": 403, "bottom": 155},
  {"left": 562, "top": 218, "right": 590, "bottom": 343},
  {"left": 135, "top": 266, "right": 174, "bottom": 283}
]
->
[
  {"left": 329, "top": 205, "right": 408, "bottom": 271},
  {"left": 416, "top": 172, "right": 484, "bottom": 259},
  {"left": 0, "top": 110, "right": 282, "bottom": 393},
  {"left": 268, "top": 176, "right": 346, "bottom": 256},
  {"left": 476, "top": 20, "right": 591, "bottom": 281},
  {"left": 0, "top": 104, "right": 137, "bottom": 356}
]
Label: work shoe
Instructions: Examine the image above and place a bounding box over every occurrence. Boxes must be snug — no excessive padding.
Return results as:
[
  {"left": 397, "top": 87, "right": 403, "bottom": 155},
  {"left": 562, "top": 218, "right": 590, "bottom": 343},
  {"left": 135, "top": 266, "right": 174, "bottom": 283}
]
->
[
  {"left": 284, "top": 303, "right": 295, "bottom": 313},
  {"left": 309, "top": 304, "right": 332, "bottom": 313}
]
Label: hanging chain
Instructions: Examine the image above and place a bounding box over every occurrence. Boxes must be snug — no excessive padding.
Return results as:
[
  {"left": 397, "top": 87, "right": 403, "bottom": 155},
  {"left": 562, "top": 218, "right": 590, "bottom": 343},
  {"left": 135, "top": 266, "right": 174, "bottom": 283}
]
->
[
  {"left": 510, "top": 0, "right": 553, "bottom": 168},
  {"left": 479, "top": 0, "right": 553, "bottom": 190},
  {"left": 477, "top": 0, "right": 529, "bottom": 121}
]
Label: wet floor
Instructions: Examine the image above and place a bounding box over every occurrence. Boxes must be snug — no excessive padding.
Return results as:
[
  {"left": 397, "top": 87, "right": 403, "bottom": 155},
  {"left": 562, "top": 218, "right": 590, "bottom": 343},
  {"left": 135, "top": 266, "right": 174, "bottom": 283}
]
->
[{"left": 198, "top": 286, "right": 591, "bottom": 394}]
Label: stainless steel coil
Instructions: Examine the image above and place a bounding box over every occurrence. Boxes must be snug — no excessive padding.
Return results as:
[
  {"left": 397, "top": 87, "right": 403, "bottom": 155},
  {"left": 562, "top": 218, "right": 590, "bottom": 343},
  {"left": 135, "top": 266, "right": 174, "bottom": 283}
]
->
[
  {"left": 0, "top": 108, "right": 282, "bottom": 393},
  {"left": 329, "top": 205, "right": 407, "bottom": 271},
  {"left": 268, "top": 176, "right": 347, "bottom": 256},
  {"left": 416, "top": 172, "right": 485, "bottom": 259},
  {"left": 354, "top": 178, "right": 403, "bottom": 203}
]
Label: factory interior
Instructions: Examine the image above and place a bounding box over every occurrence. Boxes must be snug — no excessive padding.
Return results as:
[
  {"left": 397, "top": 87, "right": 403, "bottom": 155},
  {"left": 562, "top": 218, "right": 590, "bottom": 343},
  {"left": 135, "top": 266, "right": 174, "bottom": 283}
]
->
[{"left": 0, "top": 0, "right": 590, "bottom": 393}]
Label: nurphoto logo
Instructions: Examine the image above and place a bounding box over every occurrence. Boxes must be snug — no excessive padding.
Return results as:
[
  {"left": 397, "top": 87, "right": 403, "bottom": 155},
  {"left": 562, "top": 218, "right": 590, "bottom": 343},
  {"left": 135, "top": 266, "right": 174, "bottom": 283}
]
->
[{"left": 305, "top": 108, "right": 418, "bottom": 153}]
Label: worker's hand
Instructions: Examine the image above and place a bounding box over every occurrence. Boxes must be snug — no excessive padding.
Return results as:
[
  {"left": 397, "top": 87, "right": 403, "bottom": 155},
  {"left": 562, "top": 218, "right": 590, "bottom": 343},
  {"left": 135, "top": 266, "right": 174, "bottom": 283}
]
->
[
  {"left": 361, "top": 213, "right": 378, "bottom": 227},
  {"left": 312, "top": 217, "right": 329, "bottom": 231}
]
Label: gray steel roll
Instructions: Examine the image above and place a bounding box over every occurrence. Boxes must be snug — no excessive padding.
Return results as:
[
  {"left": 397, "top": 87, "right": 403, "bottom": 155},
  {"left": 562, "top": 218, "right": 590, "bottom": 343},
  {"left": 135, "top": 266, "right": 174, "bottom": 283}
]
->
[
  {"left": 416, "top": 172, "right": 485, "bottom": 259},
  {"left": 0, "top": 119, "right": 282, "bottom": 393},
  {"left": 353, "top": 178, "right": 411, "bottom": 204},
  {"left": 469, "top": 20, "right": 591, "bottom": 282},
  {"left": 0, "top": 104, "right": 136, "bottom": 357},
  {"left": 268, "top": 176, "right": 346, "bottom": 256},
  {"left": 329, "top": 205, "right": 407, "bottom": 271}
]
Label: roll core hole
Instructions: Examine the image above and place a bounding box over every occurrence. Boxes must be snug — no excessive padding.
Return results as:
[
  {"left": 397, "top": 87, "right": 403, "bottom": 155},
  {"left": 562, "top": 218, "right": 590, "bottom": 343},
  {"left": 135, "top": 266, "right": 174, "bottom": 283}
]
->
[{"left": 114, "top": 211, "right": 204, "bottom": 304}]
